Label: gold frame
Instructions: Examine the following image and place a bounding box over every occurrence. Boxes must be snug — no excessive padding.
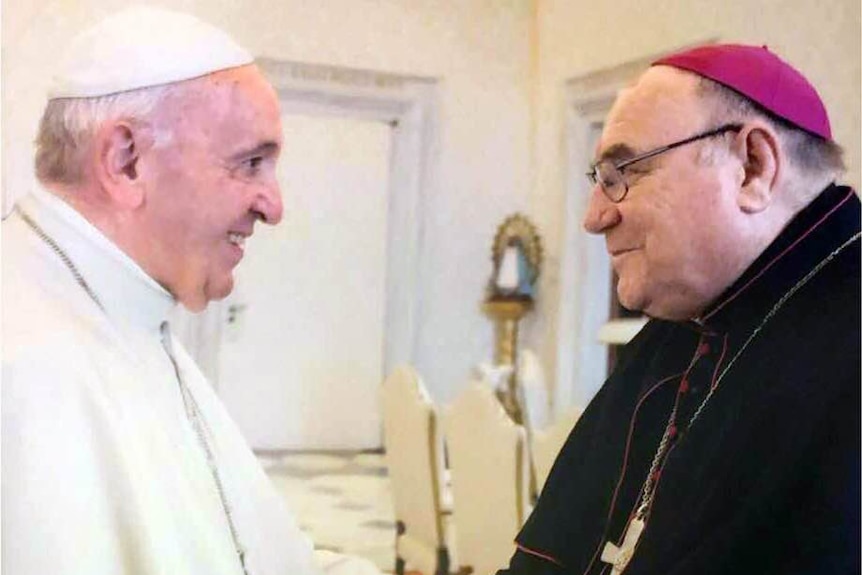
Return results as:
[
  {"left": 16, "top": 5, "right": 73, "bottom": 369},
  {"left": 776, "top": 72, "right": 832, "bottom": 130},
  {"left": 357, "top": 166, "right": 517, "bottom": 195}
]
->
[{"left": 490, "top": 213, "right": 544, "bottom": 286}]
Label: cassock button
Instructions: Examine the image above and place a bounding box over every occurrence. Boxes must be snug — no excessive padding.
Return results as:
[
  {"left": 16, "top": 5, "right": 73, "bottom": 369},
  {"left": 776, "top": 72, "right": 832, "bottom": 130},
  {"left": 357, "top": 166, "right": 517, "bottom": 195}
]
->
[
  {"left": 679, "top": 379, "right": 689, "bottom": 394},
  {"left": 698, "top": 342, "right": 710, "bottom": 356}
]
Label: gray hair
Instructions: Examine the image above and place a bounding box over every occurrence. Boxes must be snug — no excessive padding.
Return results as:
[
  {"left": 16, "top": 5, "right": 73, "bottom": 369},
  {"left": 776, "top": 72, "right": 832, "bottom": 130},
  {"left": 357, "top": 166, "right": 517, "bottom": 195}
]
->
[
  {"left": 697, "top": 76, "right": 845, "bottom": 193},
  {"left": 34, "top": 83, "right": 180, "bottom": 185}
]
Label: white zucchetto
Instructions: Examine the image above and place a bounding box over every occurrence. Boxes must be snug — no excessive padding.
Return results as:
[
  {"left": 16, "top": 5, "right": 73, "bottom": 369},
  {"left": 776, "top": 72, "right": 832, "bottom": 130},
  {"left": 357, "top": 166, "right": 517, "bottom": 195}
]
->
[{"left": 48, "top": 6, "right": 254, "bottom": 100}]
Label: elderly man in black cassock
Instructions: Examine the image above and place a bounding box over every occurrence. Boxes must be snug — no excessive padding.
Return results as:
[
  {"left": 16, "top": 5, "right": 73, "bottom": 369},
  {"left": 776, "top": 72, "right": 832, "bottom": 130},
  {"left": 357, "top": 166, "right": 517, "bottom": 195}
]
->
[{"left": 499, "top": 44, "right": 860, "bottom": 575}]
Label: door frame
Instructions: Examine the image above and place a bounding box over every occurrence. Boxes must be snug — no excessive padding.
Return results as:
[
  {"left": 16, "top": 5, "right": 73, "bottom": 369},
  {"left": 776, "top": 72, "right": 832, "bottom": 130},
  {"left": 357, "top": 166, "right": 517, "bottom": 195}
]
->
[
  {"left": 554, "top": 42, "right": 713, "bottom": 414},
  {"left": 182, "top": 59, "right": 439, "bottom": 389}
]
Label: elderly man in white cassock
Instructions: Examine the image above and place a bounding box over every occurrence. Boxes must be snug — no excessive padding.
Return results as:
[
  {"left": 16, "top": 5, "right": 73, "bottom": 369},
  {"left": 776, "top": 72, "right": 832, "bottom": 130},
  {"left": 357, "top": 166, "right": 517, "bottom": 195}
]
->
[{"left": 2, "top": 7, "right": 380, "bottom": 575}]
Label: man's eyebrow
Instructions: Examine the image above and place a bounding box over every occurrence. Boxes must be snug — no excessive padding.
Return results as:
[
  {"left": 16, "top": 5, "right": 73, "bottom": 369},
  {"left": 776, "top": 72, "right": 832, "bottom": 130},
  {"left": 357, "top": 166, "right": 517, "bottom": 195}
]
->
[
  {"left": 595, "top": 142, "right": 637, "bottom": 164},
  {"left": 230, "top": 141, "right": 280, "bottom": 161}
]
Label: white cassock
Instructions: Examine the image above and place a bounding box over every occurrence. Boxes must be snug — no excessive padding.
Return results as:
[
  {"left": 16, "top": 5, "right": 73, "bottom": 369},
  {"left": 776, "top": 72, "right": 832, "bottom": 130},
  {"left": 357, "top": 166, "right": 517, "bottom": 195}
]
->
[{"left": 2, "top": 187, "right": 378, "bottom": 575}]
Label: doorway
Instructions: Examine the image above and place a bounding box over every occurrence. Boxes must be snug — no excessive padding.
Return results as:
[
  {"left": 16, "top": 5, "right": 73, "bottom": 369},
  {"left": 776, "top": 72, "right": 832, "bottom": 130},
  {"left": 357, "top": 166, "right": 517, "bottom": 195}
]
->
[{"left": 217, "top": 113, "right": 393, "bottom": 450}]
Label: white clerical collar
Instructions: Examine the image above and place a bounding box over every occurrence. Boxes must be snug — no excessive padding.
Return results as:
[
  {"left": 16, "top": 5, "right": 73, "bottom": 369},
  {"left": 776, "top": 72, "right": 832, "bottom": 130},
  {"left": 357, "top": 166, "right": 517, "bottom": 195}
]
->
[{"left": 19, "top": 186, "right": 176, "bottom": 332}]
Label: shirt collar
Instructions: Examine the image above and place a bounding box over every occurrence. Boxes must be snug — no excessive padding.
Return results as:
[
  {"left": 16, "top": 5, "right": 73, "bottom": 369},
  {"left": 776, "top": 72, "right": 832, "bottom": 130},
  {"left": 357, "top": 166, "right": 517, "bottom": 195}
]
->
[{"left": 18, "top": 186, "right": 176, "bottom": 333}]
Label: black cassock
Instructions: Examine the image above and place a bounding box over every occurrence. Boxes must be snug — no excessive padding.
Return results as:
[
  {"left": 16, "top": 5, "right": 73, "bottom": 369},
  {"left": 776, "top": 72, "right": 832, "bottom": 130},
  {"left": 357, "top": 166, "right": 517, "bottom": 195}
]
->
[{"left": 499, "top": 184, "right": 860, "bottom": 575}]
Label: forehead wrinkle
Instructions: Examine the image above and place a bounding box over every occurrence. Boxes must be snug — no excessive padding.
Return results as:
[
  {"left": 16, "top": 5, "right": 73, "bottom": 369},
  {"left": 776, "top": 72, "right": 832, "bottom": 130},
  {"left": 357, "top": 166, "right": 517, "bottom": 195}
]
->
[{"left": 598, "top": 67, "right": 706, "bottom": 161}]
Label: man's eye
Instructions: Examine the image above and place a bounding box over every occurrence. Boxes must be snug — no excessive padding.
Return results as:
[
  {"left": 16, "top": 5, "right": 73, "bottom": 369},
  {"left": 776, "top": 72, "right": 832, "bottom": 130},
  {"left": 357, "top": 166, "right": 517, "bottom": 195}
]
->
[
  {"left": 245, "top": 157, "right": 263, "bottom": 170},
  {"left": 234, "top": 157, "right": 264, "bottom": 177}
]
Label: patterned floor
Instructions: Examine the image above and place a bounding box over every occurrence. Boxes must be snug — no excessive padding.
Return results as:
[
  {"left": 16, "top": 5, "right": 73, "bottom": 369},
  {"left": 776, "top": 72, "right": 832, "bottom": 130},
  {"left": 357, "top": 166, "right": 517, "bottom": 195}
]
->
[{"left": 259, "top": 451, "right": 396, "bottom": 572}]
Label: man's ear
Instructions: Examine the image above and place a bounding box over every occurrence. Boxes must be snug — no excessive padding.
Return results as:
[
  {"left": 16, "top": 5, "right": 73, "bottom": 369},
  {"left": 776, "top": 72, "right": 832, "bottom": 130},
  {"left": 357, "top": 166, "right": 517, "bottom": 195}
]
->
[
  {"left": 735, "top": 123, "right": 781, "bottom": 214},
  {"left": 93, "top": 121, "right": 153, "bottom": 209}
]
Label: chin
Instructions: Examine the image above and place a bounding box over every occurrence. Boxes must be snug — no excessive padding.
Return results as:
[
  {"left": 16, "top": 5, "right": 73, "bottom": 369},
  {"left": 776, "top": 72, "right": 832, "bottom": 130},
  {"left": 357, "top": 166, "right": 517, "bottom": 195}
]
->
[
  {"left": 615, "top": 281, "right": 646, "bottom": 314},
  {"left": 173, "top": 275, "right": 234, "bottom": 312},
  {"left": 640, "top": 293, "right": 704, "bottom": 322},
  {"left": 181, "top": 298, "right": 209, "bottom": 313},
  {"left": 203, "top": 275, "right": 235, "bottom": 303}
]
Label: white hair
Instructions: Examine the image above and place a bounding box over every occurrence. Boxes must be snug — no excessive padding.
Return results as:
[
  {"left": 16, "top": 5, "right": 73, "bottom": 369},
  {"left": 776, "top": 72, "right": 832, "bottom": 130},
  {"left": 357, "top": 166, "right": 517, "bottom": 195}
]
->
[{"left": 34, "top": 83, "right": 180, "bottom": 185}]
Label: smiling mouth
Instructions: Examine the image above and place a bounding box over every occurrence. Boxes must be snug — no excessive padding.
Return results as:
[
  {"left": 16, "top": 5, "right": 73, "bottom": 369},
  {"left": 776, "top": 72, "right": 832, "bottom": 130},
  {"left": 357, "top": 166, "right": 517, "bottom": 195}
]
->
[
  {"left": 610, "top": 247, "right": 637, "bottom": 257},
  {"left": 228, "top": 232, "right": 247, "bottom": 248}
]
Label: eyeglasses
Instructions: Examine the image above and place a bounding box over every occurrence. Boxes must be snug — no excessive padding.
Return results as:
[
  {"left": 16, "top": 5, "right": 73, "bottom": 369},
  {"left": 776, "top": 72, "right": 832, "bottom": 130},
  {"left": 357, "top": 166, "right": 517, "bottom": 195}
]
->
[{"left": 587, "top": 123, "right": 742, "bottom": 203}]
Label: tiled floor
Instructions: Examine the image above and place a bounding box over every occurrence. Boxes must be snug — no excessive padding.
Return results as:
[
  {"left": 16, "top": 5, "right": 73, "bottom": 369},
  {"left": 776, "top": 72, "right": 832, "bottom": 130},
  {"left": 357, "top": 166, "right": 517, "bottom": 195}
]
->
[{"left": 259, "top": 451, "right": 396, "bottom": 572}]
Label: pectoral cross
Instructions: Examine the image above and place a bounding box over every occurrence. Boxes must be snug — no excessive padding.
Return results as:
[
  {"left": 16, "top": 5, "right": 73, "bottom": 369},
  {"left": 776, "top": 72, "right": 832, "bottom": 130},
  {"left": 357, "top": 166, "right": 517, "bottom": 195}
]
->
[{"left": 600, "top": 518, "right": 645, "bottom": 574}]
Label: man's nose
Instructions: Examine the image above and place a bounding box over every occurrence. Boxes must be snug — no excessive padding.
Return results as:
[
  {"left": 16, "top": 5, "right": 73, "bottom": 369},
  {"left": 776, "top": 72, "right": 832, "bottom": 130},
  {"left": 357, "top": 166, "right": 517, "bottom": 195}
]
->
[
  {"left": 252, "top": 181, "right": 284, "bottom": 225},
  {"left": 583, "top": 184, "right": 621, "bottom": 234}
]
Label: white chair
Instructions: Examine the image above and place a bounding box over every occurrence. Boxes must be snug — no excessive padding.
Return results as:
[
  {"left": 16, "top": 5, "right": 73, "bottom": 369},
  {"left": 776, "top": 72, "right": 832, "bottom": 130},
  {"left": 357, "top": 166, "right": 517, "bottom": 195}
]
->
[
  {"left": 443, "top": 381, "right": 529, "bottom": 575},
  {"left": 531, "top": 407, "right": 583, "bottom": 494},
  {"left": 381, "top": 366, "right": 452, "bottom": 575},
  {"left": 518, "top": 349, "right": 550, "bottom": 432}
]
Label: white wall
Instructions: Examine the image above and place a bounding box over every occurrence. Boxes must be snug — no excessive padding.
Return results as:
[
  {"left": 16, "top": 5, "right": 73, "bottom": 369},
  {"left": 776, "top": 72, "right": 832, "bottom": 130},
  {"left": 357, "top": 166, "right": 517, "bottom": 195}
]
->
[
  {"left": 2, "top": 0, "right": 534, "bottom": 404},
  {"left": 4, "top": 0, "right": 858, "bottom": 409},
  {"left": 528, "top": 0, "right": 861, "bottom": 409}
]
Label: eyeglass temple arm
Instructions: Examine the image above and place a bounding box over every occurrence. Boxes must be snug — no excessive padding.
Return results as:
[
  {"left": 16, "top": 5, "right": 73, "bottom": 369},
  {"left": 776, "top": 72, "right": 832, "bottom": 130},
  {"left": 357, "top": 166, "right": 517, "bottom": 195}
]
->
[{"left": 615, "top": 124, "right": 743, "bottom": 171}]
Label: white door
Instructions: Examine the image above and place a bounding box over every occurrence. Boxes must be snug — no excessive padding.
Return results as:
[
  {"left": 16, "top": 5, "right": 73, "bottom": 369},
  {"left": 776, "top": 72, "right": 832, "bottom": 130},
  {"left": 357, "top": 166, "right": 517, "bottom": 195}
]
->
[{"left": 216, "top": 113, "right": 392, "bottom": 450}]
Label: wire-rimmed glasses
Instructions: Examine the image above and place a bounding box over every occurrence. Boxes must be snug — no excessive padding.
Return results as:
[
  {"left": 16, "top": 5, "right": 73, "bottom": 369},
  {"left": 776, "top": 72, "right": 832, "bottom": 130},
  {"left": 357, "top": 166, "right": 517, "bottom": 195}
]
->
[{"left": 587, "top": 124, "right": 743, "bottom": 202}]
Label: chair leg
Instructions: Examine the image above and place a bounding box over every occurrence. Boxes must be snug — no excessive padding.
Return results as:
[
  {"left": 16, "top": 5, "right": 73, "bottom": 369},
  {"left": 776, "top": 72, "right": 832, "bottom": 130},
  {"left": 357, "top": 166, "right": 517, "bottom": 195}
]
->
[
  {"left": 435, "top": 546, "right": 450, "bottom": 575},
  {"left": 395, "top": 521, "right": 406, "bottom": 575}
]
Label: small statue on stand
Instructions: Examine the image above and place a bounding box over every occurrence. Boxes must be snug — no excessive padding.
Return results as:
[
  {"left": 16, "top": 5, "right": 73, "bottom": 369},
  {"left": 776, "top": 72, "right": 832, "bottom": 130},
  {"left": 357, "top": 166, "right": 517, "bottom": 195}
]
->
[
  {"left": 481, "top": 214, "right": 543, "bottom": 424},
  {"left": 491, "top": 236, "right": 537, "bottom": 301}
]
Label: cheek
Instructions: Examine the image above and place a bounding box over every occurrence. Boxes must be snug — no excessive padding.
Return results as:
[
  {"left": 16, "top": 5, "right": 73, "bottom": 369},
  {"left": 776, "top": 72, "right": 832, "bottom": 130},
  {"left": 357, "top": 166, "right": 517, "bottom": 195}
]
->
[
  {"left": 177, "top": 174, "right": 234, "bottom": 234},
  {"left": 647, "top": 208, "right": 737, "bottom": 299},
  {"left": 642, "top": 221, "right": 706, "bottom": 296},
  {"left": 640, "top": 180, "right": 719, "bottom": 264}
]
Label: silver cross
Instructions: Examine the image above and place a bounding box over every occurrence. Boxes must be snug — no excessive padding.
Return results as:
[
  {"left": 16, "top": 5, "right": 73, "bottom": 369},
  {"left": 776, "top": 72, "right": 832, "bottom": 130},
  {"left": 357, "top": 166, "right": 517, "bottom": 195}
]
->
[{"left": 600, "top": 518, "right": 645, "bottom": 574}]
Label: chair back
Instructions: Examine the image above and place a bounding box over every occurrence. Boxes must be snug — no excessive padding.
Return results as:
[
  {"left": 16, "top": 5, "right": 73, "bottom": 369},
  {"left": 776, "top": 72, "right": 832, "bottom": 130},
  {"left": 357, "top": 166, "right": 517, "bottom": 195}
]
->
[
  {"left": 381, "top": 366, "right": 448, "bottom": 574},
  {"left": 444, "top": 380, "right": 529, "bottom": 575}
]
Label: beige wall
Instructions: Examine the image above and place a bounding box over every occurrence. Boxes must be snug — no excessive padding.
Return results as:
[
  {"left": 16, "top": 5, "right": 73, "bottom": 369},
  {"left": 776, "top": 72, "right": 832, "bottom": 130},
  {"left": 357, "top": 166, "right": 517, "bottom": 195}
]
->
[
  {"left": 529, "top": 0, "right": 861, "bottom": 406},
  {"left": 2, "top": 0, "right": 534, "bottom": 404},
  {"left": 3, "top": 0, "right": 858, "bottom": 407}
]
